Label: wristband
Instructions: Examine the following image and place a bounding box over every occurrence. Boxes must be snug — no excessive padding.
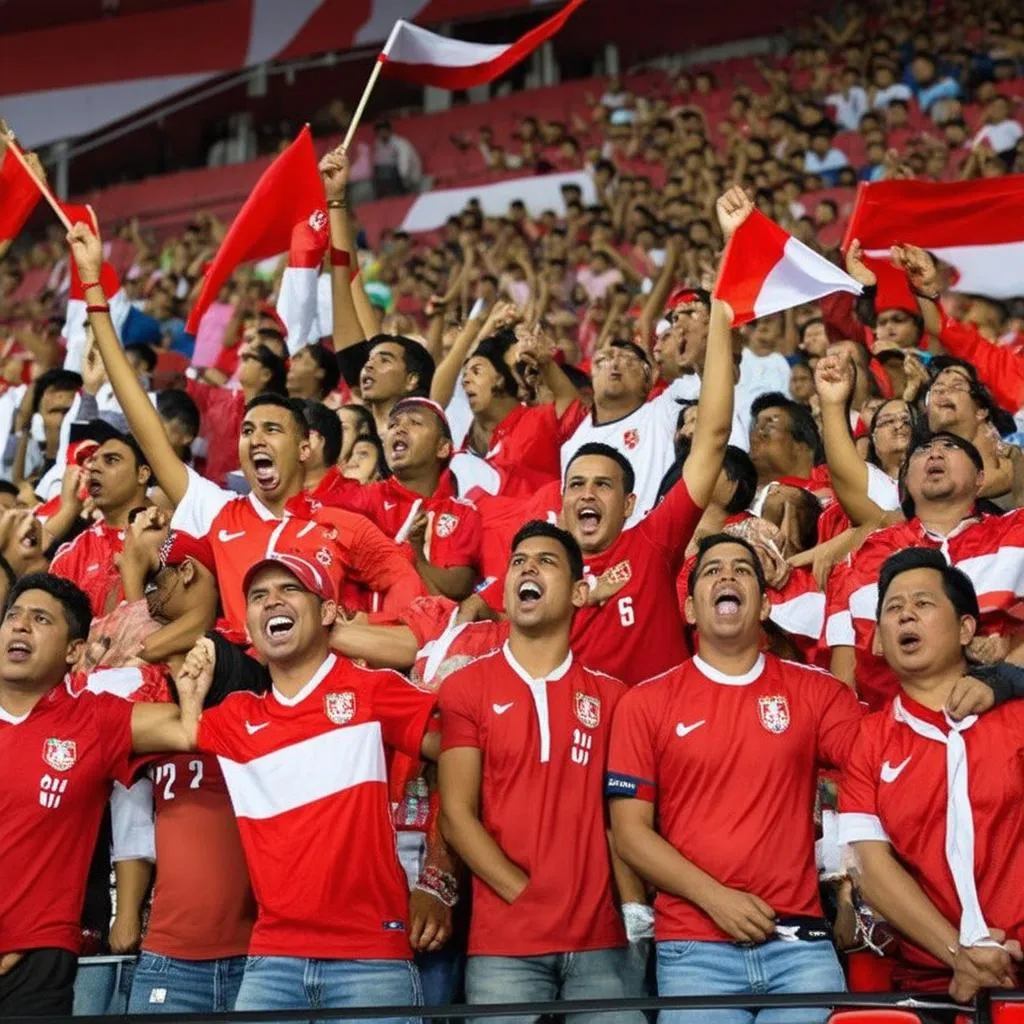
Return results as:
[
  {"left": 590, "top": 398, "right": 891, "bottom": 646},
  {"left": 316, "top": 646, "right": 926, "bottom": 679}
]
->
[
  {"left": 80, "top": 281, "right": 101, "bottom": 291},
  {"left": 414, "top": 866, "right": 459, "bottom": 908},
  {"left": 327, "top": 198, "right": 348, "bottom": 210},
  {"left": 330, "top": 247, "right": 351, "bottom": 268},
  {"left": 86, "top": 304, "right": 110, "bottom": 314}
]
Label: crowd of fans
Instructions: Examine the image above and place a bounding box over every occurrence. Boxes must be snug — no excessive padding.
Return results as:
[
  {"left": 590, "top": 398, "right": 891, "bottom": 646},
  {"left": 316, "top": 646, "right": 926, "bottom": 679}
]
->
[{"left": 1, "top": 0, "right": 1024, "bottom": 1022}]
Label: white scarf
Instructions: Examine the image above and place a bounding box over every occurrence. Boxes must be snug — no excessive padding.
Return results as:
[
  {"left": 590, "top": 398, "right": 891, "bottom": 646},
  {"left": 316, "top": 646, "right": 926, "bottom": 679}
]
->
[{"left": 893, "top": 695, "right": 996, "bottom": 948}]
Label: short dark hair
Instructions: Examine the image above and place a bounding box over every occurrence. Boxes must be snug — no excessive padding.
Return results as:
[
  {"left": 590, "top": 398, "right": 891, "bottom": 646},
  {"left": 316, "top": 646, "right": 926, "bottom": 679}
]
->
[
  {"left": 243, "top": 393, "right": 309, "bottom": 437},
  {"left": 927, "top": 357, "right": 1016, "bottom": 435},
  {"left": 687, "top": 532, "right": 767, "bottom": 597},
  {"left": 302, "top": 400, "right": 343, "bottom": 466},
  {"left": 350, "top": 433, "right": 390, "bottom": 479},
  {"left": 608, "top": 339, "right": 652, "bottom": 368},
  {"left": 32, "top": 369, "right": 82, "bottom": 414},
  {"left": 339, "top": 403, "right": 377, "bottom": 444},
  {"left": 125, "top": 343, "right": 158, "bottom": 373},
  {"left": 0, "top": 480, "right": 18, "bottom": 499},
  {"left": 877, "top": 547, "right": 979, "bottom": 621},
  {"left": 722, "top": 445, "right": 758, "bottom": 516},
  {"left": 251, "top": 343, "right": 288, "bottom": 396},
  {"left": 751, "top": 392, "right": 825, "bottom": 464},
  {"left": 6, "top": 572, "right": 92, "bottom": 641},
  {"left": 98, "top": 433, "right": 151, "bottom": 474},
  {"left": 368, "top": 334, "right": 435, "bottom": 396},
  {"left": 565, "top": 441, "right": 636, "bottom": 496},
  {"left": 156, "top": 388, "right": 201, "bottom": 438},
  {"left": 511, "top": 520, "right": 584, "bottom": 582},
  {"left": 898, "top": 430, "right": 984, "bottom": 519},
  {"left": 300, "top": 343, "right": 341, "bottom": 399}
]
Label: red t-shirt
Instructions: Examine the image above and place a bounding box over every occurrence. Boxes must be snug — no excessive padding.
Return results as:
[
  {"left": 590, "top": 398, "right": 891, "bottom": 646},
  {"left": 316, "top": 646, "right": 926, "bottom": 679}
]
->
[
  {"left": 0, "top": 684, "right": 133, "bottom": 953},
  {"left": 144, "top": 753, "right": 256, "bottom": 960},
  {"left": 50, "top": 520, "right": 125, "bottom": 618},
  {"left": 439, "top": 644, "right": 627, "bottom": 956},
  {"left": 196, "top": 653, "right": 436, "bottom": 958},
  {"left": 838, "top": 694, "right": 1024, "bottom": 991},
  {"left": 187, "top": 380, "right": 244, "bottom": 486},
  {"left": 607, "top": 654, "right": 862, "bottom": 941}
]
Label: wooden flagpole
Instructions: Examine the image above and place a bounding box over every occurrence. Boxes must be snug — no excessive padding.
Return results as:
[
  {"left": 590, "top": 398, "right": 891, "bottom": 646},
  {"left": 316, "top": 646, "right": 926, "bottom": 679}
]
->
[
  {"left": 343, "top": 58, "right": 385, "bottom": 150},
  {"left": 1, "top": 129, "right": 73, "bottom": 230}
]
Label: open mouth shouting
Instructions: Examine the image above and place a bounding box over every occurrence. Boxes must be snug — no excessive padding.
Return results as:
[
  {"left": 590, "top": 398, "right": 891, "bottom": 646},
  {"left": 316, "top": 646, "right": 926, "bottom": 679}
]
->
[
  {"left": 264, "top": 613, "right": 296, "bottom": 644},
  {"left": 515, "top": 578, "right": 544, "bottom": 612},
  {"left": 712, "top": 584, "right": 743, "bottom": 618},
  {"left": 360, "top": 369, "right": 377, "bottom": 395},
  {"left": 5, "top": 638, "right": 32, "bottom": 663},
  {"left": 249, "top": 449, "right": 280, "bottom": 492},
  {"left": 896, "top": 626, "right": 922, "bottom": 655},
  {"left": 575, "top": 504, "right": 602, "bottom": 538}
]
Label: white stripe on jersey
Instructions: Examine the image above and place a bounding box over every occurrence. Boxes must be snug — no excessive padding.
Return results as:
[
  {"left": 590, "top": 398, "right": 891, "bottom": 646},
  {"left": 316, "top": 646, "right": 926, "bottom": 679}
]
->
[
  {"left": 770, "top": 591, "right": 826, "bottom": 639},
  {"left": 219, "top": 721, "right": 386, "bottom": 820}
]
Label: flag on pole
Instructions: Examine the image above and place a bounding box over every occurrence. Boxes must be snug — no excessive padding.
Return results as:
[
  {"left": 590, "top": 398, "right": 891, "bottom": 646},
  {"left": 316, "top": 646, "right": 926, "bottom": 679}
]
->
[
  {"left": 59, "top": 202, "right": 131, "bottom": 372},
  {"left": 0, "top": 142, "right": 42, "bottom": 246},
  {"left": 714, "top": 210, "right": 862, "bottom": 326},
  {"left": 379, "top": 0, "right": 587, "bottom": 90},
  {"left": 843, "top": 175, "right": 1024, "bottom": 301},
  {"left": 186, "top": 125, "right": 324, "bottom": 335},
  {"left": 276, "top": 213, "right": 330, "bottom": 355}
]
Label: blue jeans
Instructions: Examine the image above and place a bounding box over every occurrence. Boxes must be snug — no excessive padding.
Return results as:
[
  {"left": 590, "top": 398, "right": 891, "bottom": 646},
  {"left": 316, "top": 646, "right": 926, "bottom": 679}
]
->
[
  {"left": 127, "top": 951, "right": 246, "bottom": 1014},
  {"left": 656, "top": 939, "right": 846, "bottom": 1024},
  {"left": 417, "top": 945, "right": 464, "bottom": 1008},
  {"left": 72, "top": 957, "right": 134, "bottom": 1015},
  {"left": 233, "top": 955, "right": 422, "bottom": 1024},
  {"left": 465, "top": 947, "right": 646, "bottom": 1024}
]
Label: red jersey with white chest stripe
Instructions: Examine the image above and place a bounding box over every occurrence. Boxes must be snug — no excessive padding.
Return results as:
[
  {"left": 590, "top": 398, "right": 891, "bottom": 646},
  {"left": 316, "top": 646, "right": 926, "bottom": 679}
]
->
[
  {"left": 606, "top": 654, "right": 862, "bottom": 941},
  {"left": 838, "top": 695, "right": 1024, "bottom": 991},
  {"left": 825, "top": 511, "right": 1024, "bottom": 710},
  {"left": 50, "top": 520, "right": 125, "bottom": 618},
  {"left": 439, "top": 643, "right": 628, "bottom": 956},
  {"left": 170, "top": 467, "right": 425, "bottom": 631},
  {"left": 196, "top": 653, "right": 436, "bottom": 959},
  {"left": 0, "top": 683, "right": 133, "bottom": 953}
]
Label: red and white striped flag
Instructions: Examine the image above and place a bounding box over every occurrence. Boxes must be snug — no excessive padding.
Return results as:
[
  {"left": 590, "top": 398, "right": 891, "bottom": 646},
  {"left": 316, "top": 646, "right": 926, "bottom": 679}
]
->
[
  {"left": 714, "top": 210, "right": 861, "bottom": 326},
  {"left": 379, "top": 0, "right": 587, "bottom": 90},
  {"left": 0, "top": 142, "right": 41, "bottom": 247},
  {"left": 276, "top": 212, "right": 329, "bottom": 355},
  {"left": 844, "top": 175, "right": 1024, "bottom": 301}
]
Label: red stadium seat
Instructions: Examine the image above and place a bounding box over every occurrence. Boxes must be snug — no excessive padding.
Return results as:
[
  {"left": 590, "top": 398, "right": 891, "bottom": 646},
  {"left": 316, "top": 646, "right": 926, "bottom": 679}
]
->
[
  {"left": 828, "top": 1013, "right": 921, "bottom": 1023},
  {"left": 993, "top": 1005, "right": 1024, "bottom": 1023}
]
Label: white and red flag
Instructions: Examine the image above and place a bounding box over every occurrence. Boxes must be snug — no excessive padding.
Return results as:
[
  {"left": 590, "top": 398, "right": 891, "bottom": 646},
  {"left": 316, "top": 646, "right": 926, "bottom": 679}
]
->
[
  {"left": 186, "top": 125, "right": 324, "bottom": 336},
  {"left": 844, "top": 175, "right": 1024, "bottom": 301},
  {"left": 276, "top": 212, "right": 331, "bottom": 355},
  {"left": 714, "top": 210, "right": 861, "bottom": 326},
  {"left": 379, "top": 0, "right": 587, "bottom": 90}
]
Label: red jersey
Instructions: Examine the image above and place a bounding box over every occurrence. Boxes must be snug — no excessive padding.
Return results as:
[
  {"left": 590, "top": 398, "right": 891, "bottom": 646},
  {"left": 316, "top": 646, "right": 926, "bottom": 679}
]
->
[
  {"left": 451, "top": 402, "right": 579, "bottom": 499},
  {"left": 0, "top": 683, "right": 133, "bottom": 953},
  {"left": 316, "top": 470, "right": 483, "bottom": 572},
  {"left": 439, "top": 644, "right": 627, "bottom": 956},
  {"left": 187, "top": 380, "right": 244, "bottom": 485},
  {"left": 170, "top": 467, "right": 425, "bottom": 631},
  {"left": 196, "top": 653, "right": 436, "bottom": 959},
  {"left": 606, "top": 654, "right": 862, "bottom": 941},
  {"left": 144, "top": 753, "right": 256, "bottom": 960},
  {"left": 825, "top": 512, "right": 1024, "bottom": 710},
  {"left": 838, "top": 695, "right": 1024, "bottom": 991},
  {"left": 50, "top": 520, "right": 125, "bottom": 618},
  {"left": 474, "top": 481, "right": 563, "bottom": 584}
]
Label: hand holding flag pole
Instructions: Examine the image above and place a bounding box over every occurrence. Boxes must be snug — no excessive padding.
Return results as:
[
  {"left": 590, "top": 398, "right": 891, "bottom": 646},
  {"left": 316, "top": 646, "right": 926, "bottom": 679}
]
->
[{"left": 0, "top": 123, "right": 72, "bottom": 231}]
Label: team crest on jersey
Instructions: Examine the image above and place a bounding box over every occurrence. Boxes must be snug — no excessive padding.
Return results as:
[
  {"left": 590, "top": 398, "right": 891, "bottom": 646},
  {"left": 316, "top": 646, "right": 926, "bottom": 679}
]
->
[
  {"left": 315, "top": 546, "right": 333, "bottom": 567},
  {"left": 758, "top": 695, "right": 790, "bottom": 735},
  {"left": 42, "top": 738, "right": 77, "bottom": 772},
  {"left": 325, "top": 691, "right": 356, "bottom": 725},
  {"left": 435, "top": 513, "right": 458, "bottom": 538},
  {"left": 574, "top": 692, "right": 601, "bottom": 729},
  {"left": 623, "top": 428, "right": 640, "bottom": 450}
]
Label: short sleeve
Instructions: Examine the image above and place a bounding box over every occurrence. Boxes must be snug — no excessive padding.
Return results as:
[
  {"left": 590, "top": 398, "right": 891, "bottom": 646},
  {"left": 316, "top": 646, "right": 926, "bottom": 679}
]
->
[
  {"left": 170, "top": 465, "right": 235, "bottom": 538},
  {"left": 96, "top": 693, "right": 135, "bottom": 786},
  {"left": 811, "top": 671, "right": 864, "bottom": 770},
  {"left": 605, "top": 686, "right": 658, "bottom": 801},
  {"left": 196, "top": 699, "right": 242, "bottom": 758},
  {"left": 865, "top": 463, "right": 900, "bottom": 511},
  {"left": 371, "top": 669, "right": 437, "bottom": 759},
  {"left": 438, "top": 668, "right": 483, "bottom": 751},
  {"left": 837, "top": 724, "right": 890, "bottom": 844},
  {"left": 433, "top": 502, "right": 483, "bottom": 570},
  {"left": 825, "top": 564, "right": 856, "bottom": 648}
]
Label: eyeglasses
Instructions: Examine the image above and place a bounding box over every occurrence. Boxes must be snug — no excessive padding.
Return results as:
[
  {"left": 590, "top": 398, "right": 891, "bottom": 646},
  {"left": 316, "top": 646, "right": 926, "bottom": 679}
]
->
[
  {"left": 909, "top": 437, "right": 963, "bottom": 459},
  {"left": 872, "top": 414, "right": 912, "bottom": 432},
  {"left": 929, "top": 377, "right": 972, "bottom": 395}
]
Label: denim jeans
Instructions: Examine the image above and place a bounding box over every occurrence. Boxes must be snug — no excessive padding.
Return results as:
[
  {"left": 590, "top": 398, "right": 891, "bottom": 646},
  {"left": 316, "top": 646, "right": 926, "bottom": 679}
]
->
[
  {"left": 417, "top": 945, "right": 465, "bottom": 1008},
  {"left": 72, "top": 956, "right": 134, "bottom": 1016},
  {"left": 465, "top": 946, "right": 646, "bottom": 1024},
  {"left": 656, "top": 939, "right": 846, "bottom": 1024},
  {"left": 233, "top": 955, "right": 422, "bottom": 1024},
  {"left": 127, "top": 951, "right": 246, "bottom": 1014}
]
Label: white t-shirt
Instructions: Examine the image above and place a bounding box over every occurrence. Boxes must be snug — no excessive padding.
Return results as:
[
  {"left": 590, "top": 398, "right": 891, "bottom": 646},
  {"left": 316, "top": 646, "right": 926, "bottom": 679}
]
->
[
  {"left": 866, "top": 462, "right": 901, "bottom": 511},
  {"left": 739, "top": 349, "right": 792, "bottom": 404},
  {"left": 971, "top": 119, "right": 1023, "bottom": 155}
]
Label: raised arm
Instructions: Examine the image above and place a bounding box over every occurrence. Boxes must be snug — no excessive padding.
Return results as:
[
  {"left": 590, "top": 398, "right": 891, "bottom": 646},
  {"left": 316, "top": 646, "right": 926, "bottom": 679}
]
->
[
  {"left": 321, "top": 146, "right": 367, "bottom": 353},
  {"left": 67, "top": 222, "right": 189, "bottom": 505}
]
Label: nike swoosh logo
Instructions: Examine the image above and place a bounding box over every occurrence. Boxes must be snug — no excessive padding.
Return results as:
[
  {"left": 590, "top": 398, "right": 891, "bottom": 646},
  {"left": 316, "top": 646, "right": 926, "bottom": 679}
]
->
[
  {"left": 245, "top": 721, "right": 269, "bottom": 735},
  {"left": 675, "top": 720, "right": 706, "bottom": 738},
  {"left": 218, "top": 529, "right": 246, "bottom": 543},
  {"left": 492, "top": 702, "right": 514, "bottom": 715},
  {"left": 384, "top": 501, "right": 396, "bottom": 511},
  {"left": 881, "top": 756, "right": 912, "bottom": 783}
]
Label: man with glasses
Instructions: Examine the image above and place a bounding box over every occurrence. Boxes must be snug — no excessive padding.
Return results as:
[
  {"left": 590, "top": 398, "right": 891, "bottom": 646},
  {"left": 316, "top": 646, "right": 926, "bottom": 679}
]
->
[{"left": 826, "top": 431, "right": 1024, "bottom": 709}]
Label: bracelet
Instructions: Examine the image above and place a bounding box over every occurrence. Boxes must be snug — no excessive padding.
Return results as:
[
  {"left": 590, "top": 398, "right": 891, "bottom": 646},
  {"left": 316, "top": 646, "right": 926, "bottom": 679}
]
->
[
  {"left": 80, "top": 281, "right": 101, "bottom": 291},
  {"left": 330, "top": 247, "right": 351, "bottom": 268},
  {"left": 86, "top": 304, "right": 110, "bottom": 314},
  {"left": 414, "top": 866, "right": 459, "bottom": 908},
  {"left": 327, "top": 198, "right": 348, "bottom": 209}
]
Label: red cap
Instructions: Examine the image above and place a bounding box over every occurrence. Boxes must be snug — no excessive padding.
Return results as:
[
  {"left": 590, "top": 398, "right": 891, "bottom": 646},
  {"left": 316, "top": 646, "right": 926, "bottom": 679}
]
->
[
  {"left": 242, "top": 550, "right": 339, "bottom": 602},
  {"left": 391, "top": 396, "right": 452, "bottom": 440},
  {"left": 67, "top": 439, "right": 99, "bottom": 467},
  {"left": 160, "top": 531, "right": 217, "bottom": 575}
]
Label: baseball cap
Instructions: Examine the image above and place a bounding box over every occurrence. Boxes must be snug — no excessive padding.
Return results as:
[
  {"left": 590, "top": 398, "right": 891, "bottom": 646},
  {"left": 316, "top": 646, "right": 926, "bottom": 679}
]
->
[
  {"left": 390, "top": 396, "right": 452, "bottom": 440},
  {"left": 159, "top": 531, "right": 217, "bottom": 575},
  {"left": 242, "top": 551, "right": 339, "bottom": 603}
]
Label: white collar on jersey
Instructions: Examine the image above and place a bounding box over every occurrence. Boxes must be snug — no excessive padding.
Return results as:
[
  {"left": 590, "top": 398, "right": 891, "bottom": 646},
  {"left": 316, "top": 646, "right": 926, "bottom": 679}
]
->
[
  {"left": 0, "top": 702, "right": 30, "bottom": 725},
  {"left": 272, "top": 652, "right": 337, "bottom": 707},
  {"left": 892, "top": 695, "right": 993, "bottom": 949},
  {"left": 501, "top": 640, "right": 572, "bottom": 686},
  {"left": 0, "top": 675, "right": 73, "bottom": 724},
  {"left": 247, "top": 491, "right": 279, "bottom": 522},
  {"left": 692, "top": 652, "right": 766, "bottom": 686}
]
